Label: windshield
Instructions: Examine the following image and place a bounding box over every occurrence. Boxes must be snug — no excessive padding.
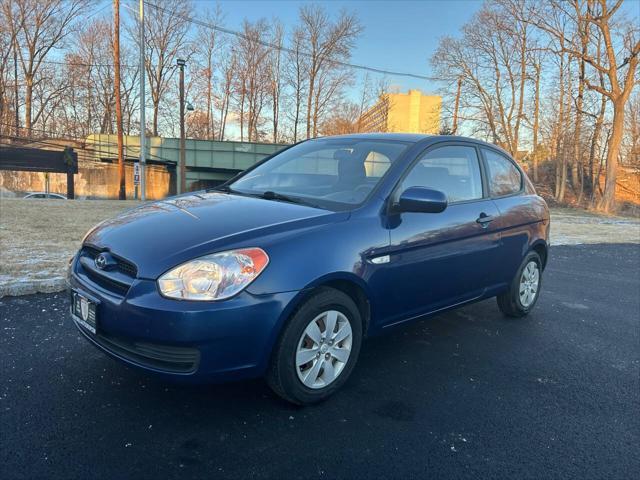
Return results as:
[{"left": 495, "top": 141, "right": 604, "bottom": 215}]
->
[{"left": 228, "top": 138, "right": 410, "bottom": 210}]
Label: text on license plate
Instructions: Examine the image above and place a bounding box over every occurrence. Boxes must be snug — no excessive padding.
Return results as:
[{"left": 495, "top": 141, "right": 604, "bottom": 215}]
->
[{"left": 73, "top": 293, "right": 97, "bottom": 334}]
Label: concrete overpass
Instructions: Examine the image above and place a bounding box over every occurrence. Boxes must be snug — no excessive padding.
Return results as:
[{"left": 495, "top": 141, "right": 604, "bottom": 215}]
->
[{"left": 86, "top": 134, "right": 288, "bottom": 192}]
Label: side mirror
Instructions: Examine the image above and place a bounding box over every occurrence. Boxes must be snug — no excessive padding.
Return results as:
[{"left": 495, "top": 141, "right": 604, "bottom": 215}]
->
[{"left": 396, "top": 187, "right": 448, "bottom": 213}]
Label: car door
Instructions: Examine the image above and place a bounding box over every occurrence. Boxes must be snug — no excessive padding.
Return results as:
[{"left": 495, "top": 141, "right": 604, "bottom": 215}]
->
[
  {"left": 379, "top": 143, "right": 501, "bottom": 327},
  {"left": 481, "top": 147, "right": 546, "bottom": 289}
]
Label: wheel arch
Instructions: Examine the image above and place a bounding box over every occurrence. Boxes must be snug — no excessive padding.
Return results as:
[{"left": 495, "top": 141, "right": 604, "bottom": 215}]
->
[
  {"left": 286, "top": 272, "right": 373, "bottom": 337},
  {"left": 531, "top": 240, "right": 549, "bottom": 270}
]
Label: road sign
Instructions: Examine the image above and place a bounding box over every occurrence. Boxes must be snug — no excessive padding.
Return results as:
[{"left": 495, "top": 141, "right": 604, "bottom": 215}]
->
[{"left": 133, "top": 162, "right": 140, "bottom": 186}]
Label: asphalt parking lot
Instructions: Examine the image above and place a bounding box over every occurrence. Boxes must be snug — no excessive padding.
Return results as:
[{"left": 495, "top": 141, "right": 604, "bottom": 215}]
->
[{"left": 1, "top": 243, "right": 638, "bottom": 479}]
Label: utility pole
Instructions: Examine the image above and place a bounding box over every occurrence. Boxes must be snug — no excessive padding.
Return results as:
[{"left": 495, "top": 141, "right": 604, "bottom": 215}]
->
[
  {"left": 114, "top": 0, "right": 126, "bottom": 200},
  {"left": 177, "top": 58, "right": 186, "bottom": 195},
  {"left": 139, "top": 0, "right": 146, "bottom": 201}
]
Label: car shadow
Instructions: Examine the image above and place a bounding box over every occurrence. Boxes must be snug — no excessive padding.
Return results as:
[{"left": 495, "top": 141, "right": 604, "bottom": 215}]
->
[{"left": 80, "top": 296, "right": 530, "bottom": 420}]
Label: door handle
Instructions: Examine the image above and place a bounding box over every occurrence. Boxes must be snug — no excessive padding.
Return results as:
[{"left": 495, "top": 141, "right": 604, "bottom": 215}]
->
[{"left": 476, "top": 213, "right": 494, "bottom": 227}]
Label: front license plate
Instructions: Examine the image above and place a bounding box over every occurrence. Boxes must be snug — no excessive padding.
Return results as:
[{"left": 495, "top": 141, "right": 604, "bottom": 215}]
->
[{"left": 72, "top": 292, "right": 98, "bottom": 334}]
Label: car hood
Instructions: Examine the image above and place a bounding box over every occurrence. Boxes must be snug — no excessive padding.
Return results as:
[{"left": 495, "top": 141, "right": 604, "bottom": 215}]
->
[{"left": 84, "top": 192, "right": 347, "bottom": 279}]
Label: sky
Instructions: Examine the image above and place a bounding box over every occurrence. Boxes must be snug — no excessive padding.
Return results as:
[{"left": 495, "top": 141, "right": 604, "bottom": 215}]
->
[{"left": 199, "top": 0, "right": 484, "bottom": 94}]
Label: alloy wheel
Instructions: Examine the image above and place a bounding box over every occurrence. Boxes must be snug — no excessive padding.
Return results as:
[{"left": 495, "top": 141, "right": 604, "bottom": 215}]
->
[
  {"left": 295, "top": 310, "right": 353, "bottom": 389},
  {"left": 519, "top": 261, "right": 540, "bottom": 308}
]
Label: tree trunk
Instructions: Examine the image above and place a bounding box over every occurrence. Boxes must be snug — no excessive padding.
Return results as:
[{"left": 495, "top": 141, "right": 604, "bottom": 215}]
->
[
  {"left": 25, "top": 75, "right": 33, "bottom": 136},
  {"left": 452, "top": 76, "right": 462, "bottom": 135},
  {"left": 239, "top": 85, "right": 245, "bottom": 142},
  {"left": 306, "top": 67, "right": 315, "bottom": 139},
  {"left": 293, "top": 99, "right": 300, "bottom": 142},
  {"left": 587, "top": 94, "right": 606, "bottom": 203},
  {"left": 555, "top": 51, "right": 566, "bottom": 202},
  {"left": 598, "top": 98, "right": 625, "bottom": 212},
  {"left": 113, "top": 0, "right": 125, "bottom": 200},
  {"left": 206, "top": 57, "right": 212, "bottom": 140},
  {"left": 573, "top": 45, "right": 587, "bottom": 198},
  {"left": 152, "top": 98, "right": 159, "bottom": 136},
  {"left": 312, "top": 86, "right": 321, "bottom": 138},
  {"left": 272, "top": 87, "right": 278, "bottom": 143},
  {"left": 532, "top": 61, "right": 541, "bottom": 183},
  {"left": 512, "top": 25, "right": 527, "bottom": 159}
]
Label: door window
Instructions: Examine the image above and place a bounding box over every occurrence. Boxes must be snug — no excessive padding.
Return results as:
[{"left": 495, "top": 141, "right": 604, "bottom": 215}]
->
[
  {"left": 483, "top": 149, "right": 522, "bottom": 196},
  {"left": 399, "top": 145, "right": 483, "bottom": 202}
]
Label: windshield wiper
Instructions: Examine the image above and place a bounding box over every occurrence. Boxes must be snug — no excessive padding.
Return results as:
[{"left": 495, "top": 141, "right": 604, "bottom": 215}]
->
[
  {"left": 259, "top": 190, "right": 301, "bottom": 203},
  {"left": 210, "top": 186, "right": 320, "bottom": 208},
  {"left": 208, "top": 184, "right": 235, "bottom": 193},
  {"left": 259, "top": 191, "right": 322, "bottom": 209}
]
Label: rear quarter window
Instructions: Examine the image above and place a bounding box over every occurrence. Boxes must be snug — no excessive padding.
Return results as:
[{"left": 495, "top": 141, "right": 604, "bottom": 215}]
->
[{"left": 483, "top": 149, "right": 522, "bottom": 197}]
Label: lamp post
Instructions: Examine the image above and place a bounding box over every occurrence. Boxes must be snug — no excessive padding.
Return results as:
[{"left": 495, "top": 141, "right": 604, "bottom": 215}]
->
[{"left": 177, "top": 58, "right": 186, "bottom": 195}]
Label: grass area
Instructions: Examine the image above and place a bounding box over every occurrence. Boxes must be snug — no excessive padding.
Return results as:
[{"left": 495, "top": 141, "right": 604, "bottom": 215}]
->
[
  {"left": 0, "top": 198, "right": 137, "bottom": 296},
  {"left": 1, "top": 198, "right": 639, "bottom": 297}
]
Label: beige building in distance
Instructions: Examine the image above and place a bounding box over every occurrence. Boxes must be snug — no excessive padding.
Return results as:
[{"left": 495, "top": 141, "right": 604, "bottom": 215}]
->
[{"left": 359, "top": 89, "right": 441, "bottom": 135}]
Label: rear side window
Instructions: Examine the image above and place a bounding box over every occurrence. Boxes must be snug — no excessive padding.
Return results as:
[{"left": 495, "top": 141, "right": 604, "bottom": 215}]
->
[
  {"left": 483, "top": 149, "right": 522, "bottom": 196},
  {"left": 399, "top": 145, "right": 483, "bottom": 202}
]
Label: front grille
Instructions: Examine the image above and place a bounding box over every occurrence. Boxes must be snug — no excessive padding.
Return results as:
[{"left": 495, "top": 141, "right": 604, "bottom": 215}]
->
[
  {"left": 83, "top": 245, "right": 138, "bottom": 278},
  {"left": 75, "top": 246, "right": 138, "bottom": 297},
  {"left": 78, "top": 325, "right": 200, "bottom": 374},
  {"left": 81, "top": 265, "right": 130, "bottom": 296}
]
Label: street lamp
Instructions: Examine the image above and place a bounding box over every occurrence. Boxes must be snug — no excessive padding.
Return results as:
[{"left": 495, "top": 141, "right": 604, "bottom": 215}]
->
[{"left": 177, "top": 58, "right": 186, "bottom": 194}]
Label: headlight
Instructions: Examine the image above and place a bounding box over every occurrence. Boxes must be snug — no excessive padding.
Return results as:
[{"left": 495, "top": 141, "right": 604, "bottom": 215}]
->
[{"left": 157, "top": 248, "right": 269, "bottom": 301}]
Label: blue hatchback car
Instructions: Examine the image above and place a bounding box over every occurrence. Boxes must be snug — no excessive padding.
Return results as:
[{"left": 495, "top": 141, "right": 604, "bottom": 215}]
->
[{"left": 68, "top": 133, "right": 549, "bottom": 404}]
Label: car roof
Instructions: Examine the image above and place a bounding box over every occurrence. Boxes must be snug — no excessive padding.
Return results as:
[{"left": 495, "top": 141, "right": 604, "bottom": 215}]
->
[
  {"left": 313, "top": 133, "right": 512, "bottom": 155},
  {"left": 316, "top": 133, "right": 432, "bottom": 143}
]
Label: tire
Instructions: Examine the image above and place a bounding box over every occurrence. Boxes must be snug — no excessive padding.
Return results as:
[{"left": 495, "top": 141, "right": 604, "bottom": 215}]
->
[
  {"left": 266, "top": 287, "right": 363, "bottom": 405},
  {"left": 497, "top": 251, "right": 543, "bottom": 318}
]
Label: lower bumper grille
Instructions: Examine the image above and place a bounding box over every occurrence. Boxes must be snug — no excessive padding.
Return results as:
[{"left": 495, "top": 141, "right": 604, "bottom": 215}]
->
[{"left": 76, "top": 321, "right": 200, "bottom": 374}]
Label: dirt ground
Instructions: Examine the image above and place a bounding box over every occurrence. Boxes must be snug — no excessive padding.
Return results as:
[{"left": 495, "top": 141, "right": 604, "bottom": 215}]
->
[{"left": 1, "top": 198, "right": 639, "bottom": 297}]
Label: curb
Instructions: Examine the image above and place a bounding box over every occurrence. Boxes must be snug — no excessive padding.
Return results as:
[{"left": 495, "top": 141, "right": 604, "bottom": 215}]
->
[{"left": 0, "top": 277, "right": 66, "bottom": 298}]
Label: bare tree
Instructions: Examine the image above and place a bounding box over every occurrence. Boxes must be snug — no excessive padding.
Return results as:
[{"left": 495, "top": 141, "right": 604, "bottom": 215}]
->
[
  {"left": 139, "top": 0, "right": 192, "bottom": 136},
  {"left": 194, "top": 4, "right": 224, "bottom": 140},
  {"left": 67, "top": 20, "right": 116, "bottom": 135},
  {"left": 299, "top": 4, "right": 362, "bottom": 138},
  {"left": 285, "top": 27, "right": 308, "bottom": 142},
  {"left": 530, "top": 0, "right": 640, "bottom": 212},
  {"left": 217, "top": 53, "right": 235, "bottom": 141},
  {"left": 320, "top": 74, "right": 389, "bottom": 135},
  {"left": 623, "top": 90, "right": 640, "bottom": 166},
  {"left": 234, "top": 19, "right": 270, "bottom": 142},
  {"left": 4, "top": 0, "right": 88, "bottom": 135},
  {"left": 0, "top": 3, "right": 19, "bottom": 136},
  {"left": 431, "top": 1, "right": 532, "bottom": 157},
  {"left": 530, "top": 50, "right": 543, "bottom": 182},
  {"left": 268, "top": 21, "right": 284, "bottom": 143}
]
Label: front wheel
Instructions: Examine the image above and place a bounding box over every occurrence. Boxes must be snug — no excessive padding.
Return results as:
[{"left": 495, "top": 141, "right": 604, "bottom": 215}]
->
[
  {"left": 497, "top": 251, "right": 543, "bottom": 317},
  {"left": 266, "top": 287, "right": 363, "bottom": 405}
]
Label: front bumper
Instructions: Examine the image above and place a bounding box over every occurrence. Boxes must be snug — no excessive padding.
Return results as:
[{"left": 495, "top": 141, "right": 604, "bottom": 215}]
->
[{"left": 68, "top": 267, "right": 299, "bottom": 383}]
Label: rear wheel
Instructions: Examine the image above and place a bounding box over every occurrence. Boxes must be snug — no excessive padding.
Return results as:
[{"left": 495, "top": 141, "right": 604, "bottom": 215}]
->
[
  {"left": 497, "top": 251, "right": 542, "bottom": 317},
  {"left": 266, "top": 287, "right": 362, "bottom": 405}
]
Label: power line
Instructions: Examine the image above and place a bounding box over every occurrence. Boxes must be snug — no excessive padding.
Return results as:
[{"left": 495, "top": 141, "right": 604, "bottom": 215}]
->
[{"left": 144, "top": 1, "right": 435, "bottom": 82}]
